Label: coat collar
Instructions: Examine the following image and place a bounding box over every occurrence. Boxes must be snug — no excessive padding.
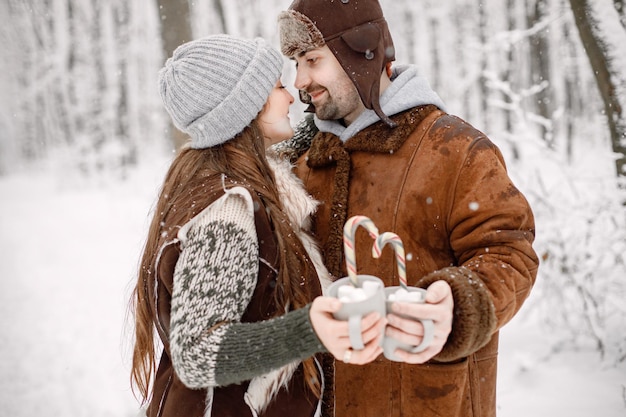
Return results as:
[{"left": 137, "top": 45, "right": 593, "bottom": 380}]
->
[
  {"left": 308, "top": 105, "right": 439, "bottom": 167},
  {"left": 305, "top": 105, "right": 439, "bottom": 276}
]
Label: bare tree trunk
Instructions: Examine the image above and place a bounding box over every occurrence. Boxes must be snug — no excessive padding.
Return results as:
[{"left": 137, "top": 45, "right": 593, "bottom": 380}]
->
[
  {"left": 477, "top": 0, "right": 490, "bottom": 131},
  {"left": 569, "top": 0, "right": 626, "bottom": 177},
  {"left": 401, "top": 7, "right": 416, "bottom": 64},
  {"left": 429, "top": 17, "right": 441, "bottom": 92},
  {"left": 615, "top": 0, "right": 625, "bottom": 29},
  {"left": 527, "top": 0, "right": 554, "bottom": 145},
  {"left": 503, "top": 0, "right": 516, "bottom": 134},
  {"left": 453, "top": 1, "right": 471, "bottom": 122},
  {"left": 211, "top": 0, "right": 227, "bottom": 33},
  {"left": 156, "top": 0, "right": 192, "bottom": 150},
  {"left": 91, "top": 0, "right": 107, "bottom": 163},
  {"left": 114, "top": 2, "right": 135, "bottom": 169},
  {"left": 561, "top": 20, "right": 582, "bottom": 163}
]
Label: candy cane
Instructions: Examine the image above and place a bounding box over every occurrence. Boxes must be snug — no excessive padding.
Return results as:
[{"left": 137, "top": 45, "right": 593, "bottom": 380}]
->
[
  {"left": 343, "top": 215, "right": 379, "bottom": 286},
  {"left": 373, "top": 232, "right": 408, "bottom": 290}
]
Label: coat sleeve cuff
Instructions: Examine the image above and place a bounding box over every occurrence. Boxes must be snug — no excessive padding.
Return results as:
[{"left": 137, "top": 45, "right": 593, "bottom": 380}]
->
[{"left": 416, "top": 266, "right": 497, "bottom": 362}]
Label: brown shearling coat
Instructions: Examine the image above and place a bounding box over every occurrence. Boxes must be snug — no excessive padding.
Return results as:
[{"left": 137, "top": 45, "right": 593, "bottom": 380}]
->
[{"left": 295, "top": 105, "right": 539, "bottom": 417}]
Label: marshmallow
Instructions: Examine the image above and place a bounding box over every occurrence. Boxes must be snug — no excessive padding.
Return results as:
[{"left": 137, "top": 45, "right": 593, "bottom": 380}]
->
[
  {"left": 388, "top": 288, "right": 423, "bottom": 302},
  {"left": 337, "top": 284, "right": 372, "bottom": 302}
]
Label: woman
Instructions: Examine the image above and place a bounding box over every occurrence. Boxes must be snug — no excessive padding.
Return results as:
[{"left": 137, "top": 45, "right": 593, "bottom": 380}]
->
[{"left": 129, "top": 34, "right": 385, "bottom": 417}]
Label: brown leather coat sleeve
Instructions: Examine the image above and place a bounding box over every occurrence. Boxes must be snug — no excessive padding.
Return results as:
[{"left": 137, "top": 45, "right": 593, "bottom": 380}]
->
[{"left": 416, "top": 133, "right": 539, "bottom": 362}]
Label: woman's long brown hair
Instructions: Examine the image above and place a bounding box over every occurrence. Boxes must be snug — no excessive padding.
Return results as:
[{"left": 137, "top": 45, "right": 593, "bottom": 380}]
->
[{"left": 130, "top": 120, "right": 320, "bottom": 404}]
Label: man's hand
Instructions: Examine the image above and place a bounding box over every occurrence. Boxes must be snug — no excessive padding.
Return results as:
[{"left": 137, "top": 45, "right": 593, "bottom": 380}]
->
[{"left": 385, "top": 280, "right": 453, "bottom": 363}]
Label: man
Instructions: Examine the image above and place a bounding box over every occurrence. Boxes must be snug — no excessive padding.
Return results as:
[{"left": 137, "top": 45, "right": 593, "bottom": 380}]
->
[{"left": 276, "top": 1, "right": 539, "bottom": 417}]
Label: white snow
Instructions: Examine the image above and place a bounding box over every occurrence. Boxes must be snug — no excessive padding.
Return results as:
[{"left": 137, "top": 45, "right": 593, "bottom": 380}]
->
[{"left": 0, "top": 156, "right": 624, "bottom": 416}]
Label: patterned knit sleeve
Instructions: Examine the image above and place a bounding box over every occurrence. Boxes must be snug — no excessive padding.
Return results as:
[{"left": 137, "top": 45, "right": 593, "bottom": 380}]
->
[{"left": 169, "top": 187, "right": 324, "bottom": 389}]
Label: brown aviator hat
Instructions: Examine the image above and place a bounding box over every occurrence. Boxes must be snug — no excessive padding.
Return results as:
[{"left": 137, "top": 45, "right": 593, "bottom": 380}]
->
[{"left": 278, "top": 0, "right": 397, "bottom": 127}]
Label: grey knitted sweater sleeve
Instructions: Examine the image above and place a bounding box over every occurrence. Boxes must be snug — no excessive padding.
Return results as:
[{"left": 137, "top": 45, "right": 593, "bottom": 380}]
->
[{"left": 169, "top": 187, "right": 325, "bottom": 389}]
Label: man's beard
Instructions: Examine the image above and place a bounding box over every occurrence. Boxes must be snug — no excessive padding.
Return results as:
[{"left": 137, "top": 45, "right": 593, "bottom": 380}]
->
[
  {"left": 312, "top": 83, "right": 361, "bottom": 121},
  {"left": 315, "top": 99, "right": 342, "bottom": 120}
]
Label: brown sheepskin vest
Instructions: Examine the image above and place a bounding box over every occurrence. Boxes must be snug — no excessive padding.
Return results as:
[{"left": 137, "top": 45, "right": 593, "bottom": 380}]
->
[{"left": 147, "top": 177, "right": 322, "bottom": 417}]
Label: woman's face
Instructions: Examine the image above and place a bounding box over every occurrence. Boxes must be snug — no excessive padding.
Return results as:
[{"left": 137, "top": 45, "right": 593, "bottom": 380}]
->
[{"left": 259, "top": 80, "right": 295, "bottom": 147}]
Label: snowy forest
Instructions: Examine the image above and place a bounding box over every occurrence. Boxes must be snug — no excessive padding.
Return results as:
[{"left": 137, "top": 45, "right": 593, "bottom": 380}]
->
[{"left": 0, "top": 0, "right": 625, "bottom": 414}]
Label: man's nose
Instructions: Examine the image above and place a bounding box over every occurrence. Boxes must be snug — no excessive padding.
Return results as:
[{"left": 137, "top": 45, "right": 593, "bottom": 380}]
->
[{"left": 293, "top": 66, "right": 310, "bottom": 91}]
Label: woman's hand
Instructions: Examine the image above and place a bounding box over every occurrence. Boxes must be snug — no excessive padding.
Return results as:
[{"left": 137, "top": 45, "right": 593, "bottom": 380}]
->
[{"left": 309, "top": 296, "right": 385, "bottom": 364}]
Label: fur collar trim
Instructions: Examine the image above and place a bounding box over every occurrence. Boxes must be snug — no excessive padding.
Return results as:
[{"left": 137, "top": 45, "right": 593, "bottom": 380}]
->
[{"left": 306, "top": 105, "right": 441, "bottom": 276}]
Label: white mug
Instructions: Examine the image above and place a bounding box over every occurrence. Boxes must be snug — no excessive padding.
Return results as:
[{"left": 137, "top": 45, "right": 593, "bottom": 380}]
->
[
  {"left": 383, "top": 286, "right": 434, "bottom": 361},
  {"left": 326, "top": 275, "right": 386, "bottom": 350}
]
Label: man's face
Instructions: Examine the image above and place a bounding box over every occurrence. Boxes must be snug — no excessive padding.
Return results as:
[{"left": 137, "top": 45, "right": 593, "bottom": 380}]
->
[{"left": 293, "top": 45, "right": 365, "bottom": 125}]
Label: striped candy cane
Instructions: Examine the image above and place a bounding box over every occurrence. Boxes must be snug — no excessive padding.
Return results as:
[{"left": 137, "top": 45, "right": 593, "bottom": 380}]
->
[
  {"left": 373, "top": 232, "right": 408, "bottom": 290},
  {"left": 343, "top": 215, "right": 379, "bottom": 286}
]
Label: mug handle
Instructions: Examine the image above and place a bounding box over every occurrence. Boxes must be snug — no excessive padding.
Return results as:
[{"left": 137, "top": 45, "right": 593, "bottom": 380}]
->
[
  {"left": 409, "top": 318, "right": 434, "bottom": 353},
  {"left": 348, "top": 315, "right": 365, "bottom": 350}
]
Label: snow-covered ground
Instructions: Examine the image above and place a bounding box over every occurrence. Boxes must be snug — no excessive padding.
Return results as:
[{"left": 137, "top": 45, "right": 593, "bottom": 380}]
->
[{"left": 0, "top": 158, "right": 624, "bottom": 416}]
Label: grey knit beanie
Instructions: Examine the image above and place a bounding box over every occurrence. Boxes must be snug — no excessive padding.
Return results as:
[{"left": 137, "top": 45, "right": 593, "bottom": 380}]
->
[{"left": 158, "top": 34, "right": 284, "bottom": 148}]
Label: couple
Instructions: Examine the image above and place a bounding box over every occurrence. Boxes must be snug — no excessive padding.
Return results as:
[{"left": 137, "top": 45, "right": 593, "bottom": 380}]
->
[{"left": 130, "top": 1, "right": 539, "bottom": 417}]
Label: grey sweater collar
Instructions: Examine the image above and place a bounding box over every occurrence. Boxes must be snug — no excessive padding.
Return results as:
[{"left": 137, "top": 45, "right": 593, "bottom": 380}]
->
[{"left": 314, "top": 65, "right": 446, "bottom": 142}]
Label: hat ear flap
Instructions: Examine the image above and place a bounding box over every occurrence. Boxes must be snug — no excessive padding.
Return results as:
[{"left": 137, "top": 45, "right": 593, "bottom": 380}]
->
[{"left": 340, "top": 23, "right": 380, "bottom": 54}]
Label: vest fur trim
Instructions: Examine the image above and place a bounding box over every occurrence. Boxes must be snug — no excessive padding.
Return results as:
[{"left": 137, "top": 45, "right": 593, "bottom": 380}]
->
[
  {"left": 268, "top": 154, "right": 333, "bottom": 289},
  {"left": 203, "top": 156, "right": 329, "bottom": 417}
]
